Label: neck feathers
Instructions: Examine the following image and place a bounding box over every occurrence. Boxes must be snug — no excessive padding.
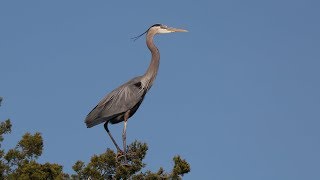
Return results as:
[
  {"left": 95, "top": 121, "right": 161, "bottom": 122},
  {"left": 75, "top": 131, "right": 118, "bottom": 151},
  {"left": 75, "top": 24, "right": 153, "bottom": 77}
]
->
[{"left": 142, "top": 32, "right": 160, "bottom": 90}]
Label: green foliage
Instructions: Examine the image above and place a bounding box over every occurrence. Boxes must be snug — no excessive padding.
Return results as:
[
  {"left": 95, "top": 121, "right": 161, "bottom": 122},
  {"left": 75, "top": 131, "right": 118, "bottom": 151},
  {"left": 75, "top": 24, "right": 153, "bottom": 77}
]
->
[
  {"left": 0, "top": 119, "right": 68, "bottom": 179},
  {"left": 0, "top": 120, "right": 12, "bottom": 179},
  {"left": 71, "top": 141, "right": 148, "bottom": 179},
  {"left": 8, "top": 161, "right": 68, "bottom": 180},
  {"left": 171, "top": 156, "right": 191, "bottom": 179},
  {"left": 0, "top": 121, "right": 190, "bottom": 179},
  {"left": 0, "top": 120, "right": 11, "bottom": 144},
  {"left": 17, "top": 132, "right": 43, "bottom": 160},
  {"left": 71, "top": 141, "right": 190, "bottom": 179},
  {"left": 0, "top": 97, "right": 11, "bottom": 145},
  {"left": 0, "top": 97, "right": 190, "bottom": 179}
]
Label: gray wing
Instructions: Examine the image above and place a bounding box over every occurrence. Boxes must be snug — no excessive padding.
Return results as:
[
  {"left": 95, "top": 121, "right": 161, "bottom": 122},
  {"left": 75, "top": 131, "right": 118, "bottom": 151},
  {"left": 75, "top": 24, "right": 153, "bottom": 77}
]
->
[{"left": 85, "top": 76, "right": 146, "bottom": 128}]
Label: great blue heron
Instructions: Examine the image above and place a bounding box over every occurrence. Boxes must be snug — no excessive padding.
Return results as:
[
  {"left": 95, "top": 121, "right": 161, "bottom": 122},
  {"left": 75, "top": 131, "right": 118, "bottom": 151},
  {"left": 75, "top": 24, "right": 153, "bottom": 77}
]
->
[{"left": 85, "top": 24, "right": 187, "bottom": 162}]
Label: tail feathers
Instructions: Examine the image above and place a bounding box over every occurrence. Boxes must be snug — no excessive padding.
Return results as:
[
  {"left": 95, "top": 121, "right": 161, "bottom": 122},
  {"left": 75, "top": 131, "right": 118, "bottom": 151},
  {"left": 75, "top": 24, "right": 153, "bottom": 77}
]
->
[{"left": 85, "top": 117, "right": 106, "bottom": 128}]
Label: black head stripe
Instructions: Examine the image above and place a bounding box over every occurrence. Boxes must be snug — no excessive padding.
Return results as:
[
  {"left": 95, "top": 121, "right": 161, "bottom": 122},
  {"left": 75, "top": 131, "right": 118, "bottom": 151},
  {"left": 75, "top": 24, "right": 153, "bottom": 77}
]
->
[
  {"left": 151, "top": 24, "right": 162, "bottom": 27},
  {"left": 131, "top": 24, "right": 163, "bottom": 41}
]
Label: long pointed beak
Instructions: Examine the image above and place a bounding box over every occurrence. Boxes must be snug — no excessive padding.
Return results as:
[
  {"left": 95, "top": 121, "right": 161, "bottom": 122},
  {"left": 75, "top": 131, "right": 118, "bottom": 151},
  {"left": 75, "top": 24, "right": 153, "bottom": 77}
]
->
[{"left": 167, "top": 27, "right": 188, "bottom": 32}]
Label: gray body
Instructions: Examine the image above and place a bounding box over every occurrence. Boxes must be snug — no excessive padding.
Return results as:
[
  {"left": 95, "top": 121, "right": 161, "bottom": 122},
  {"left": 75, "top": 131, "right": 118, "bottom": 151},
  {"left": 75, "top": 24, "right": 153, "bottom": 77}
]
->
[
  {"left": 85, "top": 26, "right": 161, "bottom": 128},
  {"left": 85, "top": 76, "right": 147, "bottom": 127},
  {"left": 84, "top": 24, "right": 187, "bottom": 162}
]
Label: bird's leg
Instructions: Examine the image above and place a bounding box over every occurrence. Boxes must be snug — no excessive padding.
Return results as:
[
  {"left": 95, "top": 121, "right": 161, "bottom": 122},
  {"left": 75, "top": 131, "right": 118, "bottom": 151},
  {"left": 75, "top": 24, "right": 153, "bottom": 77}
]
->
[
  {"left": 123, "top": 121, "right": 127, "bottom": 163},
  {"left": 104, "top": 122, "right": 122, "bottom": 153},
  {"left": 122, "top": 111, "right": 130, "bottom": 164}
]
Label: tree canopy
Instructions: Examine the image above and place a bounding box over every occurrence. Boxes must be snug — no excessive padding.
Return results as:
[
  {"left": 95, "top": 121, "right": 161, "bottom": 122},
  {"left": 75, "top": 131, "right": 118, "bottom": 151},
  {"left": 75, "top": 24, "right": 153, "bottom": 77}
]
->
[{"left": 0, "top": 98, "right": 190, "bottom": 179}]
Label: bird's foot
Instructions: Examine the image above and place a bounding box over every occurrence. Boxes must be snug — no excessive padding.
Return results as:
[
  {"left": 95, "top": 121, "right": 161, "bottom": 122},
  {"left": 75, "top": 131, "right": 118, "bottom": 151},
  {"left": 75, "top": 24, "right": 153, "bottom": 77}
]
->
[
  {"left": 121, "top": 162, "right": 131, "bottom": 167},
  {"left": 115, "top": 150, "right": 132, "bottom": 166},
  {"left": 116, "top": 149, "right": 124, "bottom": 159}
]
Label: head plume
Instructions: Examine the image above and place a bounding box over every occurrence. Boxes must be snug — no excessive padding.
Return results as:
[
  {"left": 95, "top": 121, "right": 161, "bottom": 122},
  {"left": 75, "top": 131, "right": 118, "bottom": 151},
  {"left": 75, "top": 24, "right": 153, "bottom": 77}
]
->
[{"left": 131, "top": 24, "right": 163, "bottom": 41}]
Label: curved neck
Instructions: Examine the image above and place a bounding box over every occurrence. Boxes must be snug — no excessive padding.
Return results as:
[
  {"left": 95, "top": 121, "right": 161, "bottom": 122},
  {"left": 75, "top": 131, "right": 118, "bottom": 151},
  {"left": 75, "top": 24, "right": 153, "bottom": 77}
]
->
[{"left": 142, "top": 32, "right": 160, "bottom": 89}]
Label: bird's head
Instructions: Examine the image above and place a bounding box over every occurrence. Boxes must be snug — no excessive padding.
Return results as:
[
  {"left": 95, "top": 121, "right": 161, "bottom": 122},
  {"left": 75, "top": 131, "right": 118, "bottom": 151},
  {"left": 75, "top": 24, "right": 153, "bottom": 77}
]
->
[
  {"left": 149, "top": 24, "right": 188, "bottom": 34},
  {"left": 132, "top": 24, "right": 187, "bottom": 41}
]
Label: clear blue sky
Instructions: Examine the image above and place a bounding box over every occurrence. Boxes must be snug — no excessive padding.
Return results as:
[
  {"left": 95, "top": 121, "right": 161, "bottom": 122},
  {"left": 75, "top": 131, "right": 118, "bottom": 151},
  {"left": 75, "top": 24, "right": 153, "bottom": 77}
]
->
[{"left": 1, "top": 1, "right": 320, "bottom": 179}]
